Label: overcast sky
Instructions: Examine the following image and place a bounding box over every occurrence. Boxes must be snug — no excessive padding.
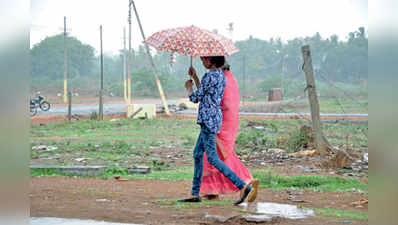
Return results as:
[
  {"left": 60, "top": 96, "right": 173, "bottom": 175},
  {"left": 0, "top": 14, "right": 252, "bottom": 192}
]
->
[{"left": 31, "top": 0, "right": 368, "bottom": 54}]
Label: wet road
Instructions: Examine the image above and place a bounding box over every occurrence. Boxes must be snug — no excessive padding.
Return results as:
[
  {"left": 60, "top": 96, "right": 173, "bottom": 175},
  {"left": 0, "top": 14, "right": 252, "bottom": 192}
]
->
[{"left": 35, "top": 101, "right": 368, "bottom": 120}]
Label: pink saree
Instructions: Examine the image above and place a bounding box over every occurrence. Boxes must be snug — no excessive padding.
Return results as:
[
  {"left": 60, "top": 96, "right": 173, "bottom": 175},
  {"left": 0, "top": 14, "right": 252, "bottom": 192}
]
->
[{"left": 200, "top": 70, "right": 253, "bottom": 195}]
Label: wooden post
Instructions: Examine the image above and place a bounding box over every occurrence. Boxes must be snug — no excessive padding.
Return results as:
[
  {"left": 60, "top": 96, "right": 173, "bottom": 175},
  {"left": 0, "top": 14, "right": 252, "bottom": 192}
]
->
[
  {"left": 301, "top": 45, "right": 328, "bottom": 155},
  {"left": 67, "top": 91, "right": 72, "bottom": 122}
]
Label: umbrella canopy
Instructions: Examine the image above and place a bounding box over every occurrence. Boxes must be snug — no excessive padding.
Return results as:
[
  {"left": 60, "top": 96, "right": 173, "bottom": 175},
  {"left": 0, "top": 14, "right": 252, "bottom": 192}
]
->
[{"left": 144, "top": 25, "right": 238, "bottom": 57}]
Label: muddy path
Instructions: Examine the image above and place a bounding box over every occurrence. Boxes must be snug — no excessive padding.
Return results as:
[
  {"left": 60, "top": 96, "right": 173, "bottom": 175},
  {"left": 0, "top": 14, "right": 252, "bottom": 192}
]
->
[{"left": 31, "top": 177, "right": 368, "bottom": 225}]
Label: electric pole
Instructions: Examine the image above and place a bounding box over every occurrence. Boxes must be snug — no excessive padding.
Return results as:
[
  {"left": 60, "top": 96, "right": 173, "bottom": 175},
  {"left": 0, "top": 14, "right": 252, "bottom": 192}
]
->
[
  {"left": 130, "top": 0, "right": 170, "bottom": 115},
  {"left": 127, "top": 1, "right": 132, "bottom": 104},
  {"left": 242, "top": 55, "right": 246, "bottom": 106},
  {"left": 99, "top": 25, "right": 104, "bottom": 120},
  {"left": 123, "top": 27, "right": 127, "bottom": 102},
  {"left": 63, "top": 16, "right": 67, "bottom": 104}
]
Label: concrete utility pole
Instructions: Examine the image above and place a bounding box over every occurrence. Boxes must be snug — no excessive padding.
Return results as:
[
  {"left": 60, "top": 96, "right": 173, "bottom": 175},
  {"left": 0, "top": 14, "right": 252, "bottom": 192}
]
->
[
  {"left": 242, "top": 55, "right": 246, "bottom": 106},
  {"left": 63, "top": 16, "right": 68, "bottom": 104},
  {"left": 127, "top": 1, "right": 132, "bottom": 104},
  {"left": 68, "top": 91, "right": 72, "bottom": 122},
  {"left": 123, "top": 27, "right": 127, "bottom": 101},
  {"left": 281, "top": 55, "right": 284, "bottom": 99},
  {"left": 99, "top": 25, "right": 104, "bottom": 120},
  {"left": 301, "top": 45, "right": 328, "bottom": 155},
  {"left": 130, "top": 0, "right": 170, "bottom": 115}
]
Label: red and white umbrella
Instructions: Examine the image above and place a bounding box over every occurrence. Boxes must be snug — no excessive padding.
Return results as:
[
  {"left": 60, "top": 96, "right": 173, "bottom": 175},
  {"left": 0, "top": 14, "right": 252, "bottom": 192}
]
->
[{"left": 144, "top": 25, "right": 238, "bottom": 64}]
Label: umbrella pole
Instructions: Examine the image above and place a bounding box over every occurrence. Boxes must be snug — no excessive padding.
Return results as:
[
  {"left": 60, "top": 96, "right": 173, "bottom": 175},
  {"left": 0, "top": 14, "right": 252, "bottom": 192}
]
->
[{"left": 189, "top": 56, "right": 193, "bottom": 81}]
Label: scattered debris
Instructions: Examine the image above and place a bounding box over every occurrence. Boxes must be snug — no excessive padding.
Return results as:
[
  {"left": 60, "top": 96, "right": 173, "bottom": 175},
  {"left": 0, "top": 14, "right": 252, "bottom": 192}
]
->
[
  {"left": 351, "top": 198, "right": 368, "bottom": 207},
  {"left": 203, "top": 213, "right": 233, "bottom": 223},
  {"left": 114, "top": 176, "right": 129, "bottom": 181},
  {"left": 363, "top": 153, "right": 368, "bottom": 163},
  {"left": 32, "top": 145, "right": 58, "bottom": 151},
  {"left": 242, "top": 214, "right": 273, "bottom": 223},
  {"left": 299, "top": 149, "right": 319, "bottom": 157},
  {"left": 299, "top": 166, "right": 321, "bottom": 173},
  {"left": 268, "top": 148, "right": 286, "bottom": 154},
  {"left": 74, "top": 158, "right": 87, "bottom": 162},
  {"left": 320, "top": 150, "right": 353, "bottom": 169},
  {"left": 287, "top": 196, "right": 307, "bottom": 203},
  {"left": 178, "top": 103, "right": 188, "bottom": 110},
  {"left": 157, "top": 104, "right": 188, "bottom": 114}
]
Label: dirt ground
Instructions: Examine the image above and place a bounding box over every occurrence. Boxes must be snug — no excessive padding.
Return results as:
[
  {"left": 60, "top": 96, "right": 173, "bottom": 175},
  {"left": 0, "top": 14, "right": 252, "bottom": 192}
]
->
[
  {"left": 30, "top": 97, "right": 367, "bottom": 224},
  {"left": 30, "top": 177, "right": 367, "bottom": 225}
]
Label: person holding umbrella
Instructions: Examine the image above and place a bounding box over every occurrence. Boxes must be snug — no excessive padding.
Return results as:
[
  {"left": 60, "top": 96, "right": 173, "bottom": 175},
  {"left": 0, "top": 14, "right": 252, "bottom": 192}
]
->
[
  {"left": 179, "top": 55, "right": 253, "bottom": 205},
  {"left": 144, "top": 25, "right": 253, "bottom": 204},
  {"left": 198, "top": 64, "right": 259, "bottom": 202}
]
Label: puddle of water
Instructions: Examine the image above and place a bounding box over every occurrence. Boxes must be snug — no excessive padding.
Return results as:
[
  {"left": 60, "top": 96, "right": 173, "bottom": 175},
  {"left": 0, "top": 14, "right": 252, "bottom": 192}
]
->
[
  {"left": 240, "top": 202, "right": 315, "bottom": 220},
  {"left": 30, "top": 217, "right": 144, "bottom": 225}
]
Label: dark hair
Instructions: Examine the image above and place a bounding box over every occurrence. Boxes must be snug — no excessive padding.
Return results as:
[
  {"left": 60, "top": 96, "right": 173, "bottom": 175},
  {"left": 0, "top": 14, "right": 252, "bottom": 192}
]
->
[
  {"left": 209, "top": 56, "right": 226, "bottom": 68},
  {"left": 222, "top": 64, "right": 230, "bottom": 71}
]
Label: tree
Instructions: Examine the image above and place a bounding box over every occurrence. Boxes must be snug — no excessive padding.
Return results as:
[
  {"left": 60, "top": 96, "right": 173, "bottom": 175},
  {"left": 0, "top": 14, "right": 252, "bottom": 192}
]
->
[{"left": 31, "top": 34, "right": 95, "bottom": 79}]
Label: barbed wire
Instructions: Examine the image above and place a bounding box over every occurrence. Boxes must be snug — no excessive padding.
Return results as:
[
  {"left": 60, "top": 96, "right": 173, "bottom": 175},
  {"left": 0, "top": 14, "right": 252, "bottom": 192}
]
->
[{"left": 316, "top": 69, "right": 367, "bottom": 110}]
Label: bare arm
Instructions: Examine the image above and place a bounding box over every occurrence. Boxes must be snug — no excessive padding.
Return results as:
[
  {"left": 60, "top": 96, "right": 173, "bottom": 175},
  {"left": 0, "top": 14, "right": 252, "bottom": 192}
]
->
[{"left": 189, "top": 67, "right": 200, "bottom": 88}]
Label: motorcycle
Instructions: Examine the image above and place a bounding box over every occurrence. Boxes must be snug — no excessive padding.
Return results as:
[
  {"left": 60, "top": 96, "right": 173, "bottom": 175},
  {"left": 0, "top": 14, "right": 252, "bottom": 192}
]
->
[{"left": 31, "top": 93, "right": 51, "bottom": 112}]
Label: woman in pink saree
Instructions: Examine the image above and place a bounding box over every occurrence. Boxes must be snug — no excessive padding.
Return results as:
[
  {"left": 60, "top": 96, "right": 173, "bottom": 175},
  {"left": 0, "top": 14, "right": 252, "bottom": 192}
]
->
[{"left": 199, "top": 64, "right": 259, "bottom": 201}]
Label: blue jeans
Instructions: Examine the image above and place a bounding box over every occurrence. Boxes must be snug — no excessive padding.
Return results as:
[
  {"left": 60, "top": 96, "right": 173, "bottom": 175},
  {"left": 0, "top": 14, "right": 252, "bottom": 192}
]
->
[{"left": 191, "top": 126, "right": 246, "bottom": 196}]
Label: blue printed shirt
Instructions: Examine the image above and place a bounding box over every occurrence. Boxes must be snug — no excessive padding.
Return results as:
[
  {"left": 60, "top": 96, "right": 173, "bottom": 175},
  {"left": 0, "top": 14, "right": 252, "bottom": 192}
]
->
[{"left": 189, "top": 68, "right": 225, "bottom": 133}]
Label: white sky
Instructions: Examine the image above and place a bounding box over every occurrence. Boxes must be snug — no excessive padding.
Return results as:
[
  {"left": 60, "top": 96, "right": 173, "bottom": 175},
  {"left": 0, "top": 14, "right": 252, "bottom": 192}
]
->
[{"left": 30, "top": 0, "right": 368, "bottom": 54}]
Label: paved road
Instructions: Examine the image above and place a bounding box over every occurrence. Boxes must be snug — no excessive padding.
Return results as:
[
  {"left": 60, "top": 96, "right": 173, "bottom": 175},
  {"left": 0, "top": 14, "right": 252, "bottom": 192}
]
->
[
  {"left": 35, "top": 101, "right": 368, "bottom": 120},
  {"left": 36, "top": 101, "right": 177, "bottom": 115}
]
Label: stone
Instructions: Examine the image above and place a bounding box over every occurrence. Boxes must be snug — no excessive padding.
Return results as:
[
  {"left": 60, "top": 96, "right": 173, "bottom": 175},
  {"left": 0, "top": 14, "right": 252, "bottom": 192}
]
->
[
  {"left": 242, "top": 214, "right": 273, "bottom": 223},
  {"left": 30, "top": 165, "right": 107, "bottom": 177},
  {"left": 127, "top": 165, "right": 151, "bottom": 174},
  {"left": 268, "top": 148, "right": 286, "bottom": 154},
  {"left": 203, "top": 213, "right": 229, "bottom": 223}
]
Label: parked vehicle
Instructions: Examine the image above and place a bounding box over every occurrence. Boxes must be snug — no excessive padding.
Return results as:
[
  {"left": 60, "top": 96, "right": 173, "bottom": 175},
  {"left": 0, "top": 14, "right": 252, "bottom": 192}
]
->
[{"left": 31, "top": 93, "right": 51, "bottom": 111}]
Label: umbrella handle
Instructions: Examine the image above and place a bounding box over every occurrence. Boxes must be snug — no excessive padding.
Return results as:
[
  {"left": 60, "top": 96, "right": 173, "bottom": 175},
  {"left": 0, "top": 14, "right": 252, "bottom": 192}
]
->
[{"left": 189, "top": 56, "right": 193, "bottom": 81}]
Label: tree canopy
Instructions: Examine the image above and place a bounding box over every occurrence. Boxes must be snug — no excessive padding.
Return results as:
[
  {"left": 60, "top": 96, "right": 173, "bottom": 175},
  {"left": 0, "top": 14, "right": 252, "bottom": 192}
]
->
[{"left": 31, "top": 34, "right": 95, "bottom": 79}]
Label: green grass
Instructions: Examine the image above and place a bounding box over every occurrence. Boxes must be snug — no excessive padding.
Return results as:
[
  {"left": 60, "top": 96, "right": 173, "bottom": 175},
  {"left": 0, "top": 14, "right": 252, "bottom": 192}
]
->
[
  {"left": 30, "top": 117, "right": 367, "bottom": 168},
  {"left": 313, "top": 208, "right": 368, "bottom": 220},
  {"left": 31, "top": 168, "right": 78, "bottom": 177},
  {"left": 31, "top": 167, "right": 367, "bottom": 193},
  {"left": 235, "top": 119, "right": 367, "bottom": 152},
  {"left": 253, "top": 170, "right": 367, "bottom": 192}
]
